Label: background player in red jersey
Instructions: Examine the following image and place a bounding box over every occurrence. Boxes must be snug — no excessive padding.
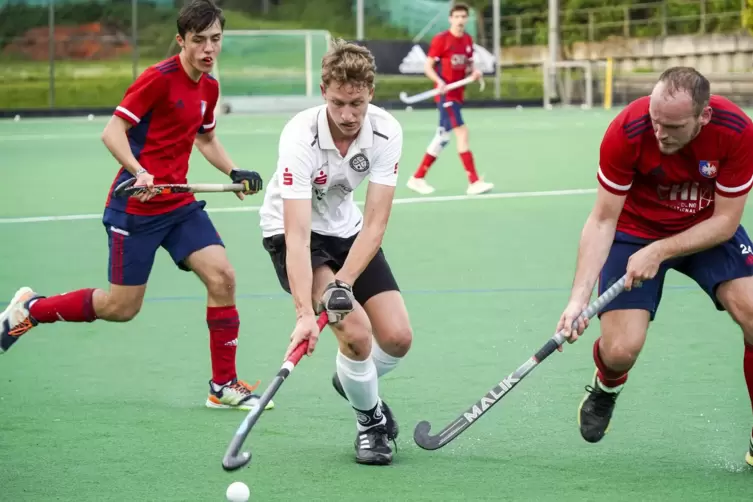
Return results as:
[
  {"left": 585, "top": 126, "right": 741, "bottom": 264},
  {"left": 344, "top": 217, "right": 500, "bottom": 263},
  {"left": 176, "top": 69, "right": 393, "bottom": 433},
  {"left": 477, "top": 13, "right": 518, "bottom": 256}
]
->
[
  {"left": 556, "top": 67, "right": 753, "bottom": 466},
  {"left": 0, "top": 0, "right": 271, "bottom": 412},
  {"left": 406, "top": 2, "right": 493, "bottom": 196}
]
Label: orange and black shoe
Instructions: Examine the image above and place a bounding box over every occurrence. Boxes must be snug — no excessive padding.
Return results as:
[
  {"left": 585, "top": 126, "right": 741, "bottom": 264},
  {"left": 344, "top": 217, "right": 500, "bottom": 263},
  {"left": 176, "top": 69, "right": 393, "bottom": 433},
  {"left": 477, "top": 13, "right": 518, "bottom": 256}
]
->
[
  {"left": 0, "top": 287, "right": 42, "bottom": 354},
  {"left": 205, "top": 378, "right": 274, "bottom": 411}
]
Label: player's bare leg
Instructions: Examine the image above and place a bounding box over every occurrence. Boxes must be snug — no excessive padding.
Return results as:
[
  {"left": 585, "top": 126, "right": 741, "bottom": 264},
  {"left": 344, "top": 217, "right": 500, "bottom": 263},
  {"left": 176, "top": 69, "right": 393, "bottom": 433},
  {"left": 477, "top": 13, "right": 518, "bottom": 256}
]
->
[
  {"left": 0, "top": 284, "right": 147, "bottom": 354},
  {"left": 578, "top": 309, "right": 649, "bottom": 443},
  {"left": 313, "top": 265, "right": 393, "bottom": 465},
  {"left": 713, "top": 277, "right": 753, "bottom": 466},
  {"left": 454, "top": 125, "right": 493, "bottom": 195},
  {"left": 185, "top": 245, "right": 269, "bottom": 412}
]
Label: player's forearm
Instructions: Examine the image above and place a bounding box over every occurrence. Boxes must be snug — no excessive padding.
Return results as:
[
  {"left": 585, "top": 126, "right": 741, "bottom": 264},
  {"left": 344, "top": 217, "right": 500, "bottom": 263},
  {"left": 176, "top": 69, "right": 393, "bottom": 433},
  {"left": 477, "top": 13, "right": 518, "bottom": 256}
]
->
[
  {"left": 101, "top": 120, "right": 145, "bottom": 175},
  {"left": 653, "top": 215, "right": 738, "bottom": 260},
  {"left": 285, "top": 239, "right": 315, "bottom": 316},
  {"left": 424, "top": 61, "right": 443, "bottom": 85},
  {"left": 195, "top": 135, "right": 236, "bottom": 176},
  {"left": 336, "top": 226, "right": 384, "bottom": 286},
  {"left": 569, "top": 215, "right": 618, "bottom": 305}
]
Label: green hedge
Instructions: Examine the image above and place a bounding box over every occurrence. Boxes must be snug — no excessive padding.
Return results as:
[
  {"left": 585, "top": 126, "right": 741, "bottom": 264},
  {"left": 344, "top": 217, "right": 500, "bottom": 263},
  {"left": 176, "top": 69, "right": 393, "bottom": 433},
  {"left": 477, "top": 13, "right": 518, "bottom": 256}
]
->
[{"left": 0, "top": 73, "right": 543, "bottom": 110}]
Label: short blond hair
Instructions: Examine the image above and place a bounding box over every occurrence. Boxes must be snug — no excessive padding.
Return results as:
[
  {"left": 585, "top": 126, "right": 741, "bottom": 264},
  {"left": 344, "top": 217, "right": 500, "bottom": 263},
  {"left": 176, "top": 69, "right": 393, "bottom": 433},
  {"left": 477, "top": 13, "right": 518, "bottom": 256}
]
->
[{"left": 321, "top": 38, "right": 376, "bottom": 90}]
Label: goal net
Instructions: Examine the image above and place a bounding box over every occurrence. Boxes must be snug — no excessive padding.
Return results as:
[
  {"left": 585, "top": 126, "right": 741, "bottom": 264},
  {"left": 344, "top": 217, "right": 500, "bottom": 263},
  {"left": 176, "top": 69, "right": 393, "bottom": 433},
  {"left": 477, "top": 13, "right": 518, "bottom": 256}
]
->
[
  {"left": 214, "top": 30, "right": 332, "bottom": 114},
  {"left": 542, "top": 59, "right": 614, "bottom": 110}
]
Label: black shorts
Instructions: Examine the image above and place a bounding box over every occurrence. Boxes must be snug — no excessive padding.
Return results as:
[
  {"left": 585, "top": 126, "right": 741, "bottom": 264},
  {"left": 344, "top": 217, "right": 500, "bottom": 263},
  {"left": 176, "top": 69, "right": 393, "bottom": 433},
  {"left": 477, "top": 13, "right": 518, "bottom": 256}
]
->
[{"left": 262, "top": 231, "right": 400, "bottom": 306}]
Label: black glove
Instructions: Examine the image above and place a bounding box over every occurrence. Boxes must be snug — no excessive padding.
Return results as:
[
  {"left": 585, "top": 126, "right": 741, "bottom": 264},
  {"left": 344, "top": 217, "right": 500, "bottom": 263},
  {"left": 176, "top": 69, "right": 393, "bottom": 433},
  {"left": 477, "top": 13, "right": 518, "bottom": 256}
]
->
[
  {"left": 230, "top": 168, "right": 263, "bottom": 194},
  {"left": 319, "top": 279, "right": 355, "bottom": 323}
]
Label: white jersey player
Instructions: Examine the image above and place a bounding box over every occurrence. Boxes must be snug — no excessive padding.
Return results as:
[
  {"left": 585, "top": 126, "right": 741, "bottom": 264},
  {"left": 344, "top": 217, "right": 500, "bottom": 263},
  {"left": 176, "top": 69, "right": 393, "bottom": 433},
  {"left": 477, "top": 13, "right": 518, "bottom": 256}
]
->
[{"left": 258, "top": 39, "right": 413, "bottom": 466}]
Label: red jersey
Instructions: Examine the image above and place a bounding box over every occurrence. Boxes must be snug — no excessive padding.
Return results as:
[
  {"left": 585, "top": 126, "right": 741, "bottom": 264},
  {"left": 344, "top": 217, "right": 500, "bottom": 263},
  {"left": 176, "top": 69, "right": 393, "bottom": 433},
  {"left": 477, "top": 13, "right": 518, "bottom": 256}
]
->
[
  {"left": 427, "top": 30, "right": 474, "bottom": 103},
  {"left": 598, "top": 95, "right": 753, "bottom": 239},
  {"left": 106, "top": 55, "right": 219, "bottom": 215}
]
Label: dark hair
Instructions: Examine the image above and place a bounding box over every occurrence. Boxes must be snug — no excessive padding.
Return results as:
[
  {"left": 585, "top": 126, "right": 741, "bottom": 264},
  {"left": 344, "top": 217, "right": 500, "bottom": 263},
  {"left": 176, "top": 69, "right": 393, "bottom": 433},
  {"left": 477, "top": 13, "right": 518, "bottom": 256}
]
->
[
  {"left": 450, "top": 2, "right": 470, "bottom": 15},
  {"left": 321, "top": 38, "right": 376, "bottom": 90},
  {"left": 657, "top": 66, "right": 710, "bottom": 115},
  {"left": 177, "top": 0, "right": 225, "bottom": 39}
]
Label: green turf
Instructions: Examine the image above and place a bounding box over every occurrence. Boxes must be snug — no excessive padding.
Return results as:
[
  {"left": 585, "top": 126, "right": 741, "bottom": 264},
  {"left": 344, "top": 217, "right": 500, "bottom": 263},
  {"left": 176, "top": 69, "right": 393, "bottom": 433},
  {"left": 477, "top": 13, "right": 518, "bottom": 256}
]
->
[{"left": 0, "top": 108, "right": 751, "bottom": 501}]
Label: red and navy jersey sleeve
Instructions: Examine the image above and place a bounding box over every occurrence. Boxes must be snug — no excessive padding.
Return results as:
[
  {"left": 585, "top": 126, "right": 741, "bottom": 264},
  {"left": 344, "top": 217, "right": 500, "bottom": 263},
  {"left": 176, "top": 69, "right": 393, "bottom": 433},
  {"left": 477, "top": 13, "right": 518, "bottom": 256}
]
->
[
  {"left": 715, "top": 117, "right": 753, "bottom": 198},
  {"left": 114, "top": 67, "right": 167, "bottom": 126},
  {"left": 597, "top": 109, "right": 644, "bottom": 195},
  {"left": 198, "top": 76, "right": 220, "bottom": 135},
  {"left": 427, "top": 33, "right": 445, "bottom": 66}
]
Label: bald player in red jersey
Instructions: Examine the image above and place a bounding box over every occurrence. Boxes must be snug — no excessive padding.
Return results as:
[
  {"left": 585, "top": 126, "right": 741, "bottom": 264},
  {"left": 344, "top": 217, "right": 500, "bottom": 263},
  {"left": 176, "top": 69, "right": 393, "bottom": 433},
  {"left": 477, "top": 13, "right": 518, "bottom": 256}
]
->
[
  {"left": 406, "top": 2, "right": 493, "bottom": 196},
  {"left": 555, "top": 67, "right": 753, "bottom": 467},
  {"left": 0, "top": 0, "right": 274, "bottom": 412}
]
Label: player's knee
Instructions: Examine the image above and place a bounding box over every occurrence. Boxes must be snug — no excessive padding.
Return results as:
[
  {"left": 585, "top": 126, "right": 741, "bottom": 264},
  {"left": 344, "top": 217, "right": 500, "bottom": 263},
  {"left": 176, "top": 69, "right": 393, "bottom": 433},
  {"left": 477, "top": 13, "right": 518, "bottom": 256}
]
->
[
  {"left": 334, "top": 316, "right": 372, "bottom": 359},
  {"left": 376, "top": 325, "right": 413, "bottom": 357},
  {"left": 105, "top": 301, "right": 142, "bottom": 322},
  {"left": 203, "top": 264, "right": 236, "bottom": 297},
  {"left": 599, "top": 335, "right": 642, "bottom": 368},
  {"left": 725, "top": 297, "right": 753, "bottom": 341}
]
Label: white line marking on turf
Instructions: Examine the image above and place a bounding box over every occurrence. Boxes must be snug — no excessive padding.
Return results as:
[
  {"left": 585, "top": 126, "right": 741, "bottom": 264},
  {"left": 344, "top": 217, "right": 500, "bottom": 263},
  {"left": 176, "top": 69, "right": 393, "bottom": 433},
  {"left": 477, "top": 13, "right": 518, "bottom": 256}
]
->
[
  {"left": 0, "top": 121, "right": 589, "bottom": 143},
  {"left": 0, "top": 188, "right": 597, "bottom": 224}
]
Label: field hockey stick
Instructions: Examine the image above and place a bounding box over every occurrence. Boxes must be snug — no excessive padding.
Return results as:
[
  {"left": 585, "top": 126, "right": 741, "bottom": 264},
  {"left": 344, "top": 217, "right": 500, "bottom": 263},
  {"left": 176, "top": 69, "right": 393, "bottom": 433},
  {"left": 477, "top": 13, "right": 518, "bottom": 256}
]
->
[
  {"left": 113, "top": 178, "right": 245, "bottom": 198},
  {"left": 399, "top": 75, "right": 476, "bottom": 104},
  {"left": 221, "top": 312, "right": 330, "bottom": 471},
  {"left": 413, "top": 274, "right": 627, "bottom": 451}
]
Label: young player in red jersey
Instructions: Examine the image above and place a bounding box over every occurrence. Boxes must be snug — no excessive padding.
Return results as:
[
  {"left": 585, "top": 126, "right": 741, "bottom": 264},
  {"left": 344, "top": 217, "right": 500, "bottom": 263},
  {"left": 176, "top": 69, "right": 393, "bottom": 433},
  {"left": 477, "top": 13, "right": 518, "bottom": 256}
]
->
[
  {"left": 0, "top": 0, "right": 272, "bottom": 412},
  {"left": 406, "top": 2, "right": 493, "bottom": 196},
  {"left": 556, "top": 67, "right": 753, "bottom": 467}
]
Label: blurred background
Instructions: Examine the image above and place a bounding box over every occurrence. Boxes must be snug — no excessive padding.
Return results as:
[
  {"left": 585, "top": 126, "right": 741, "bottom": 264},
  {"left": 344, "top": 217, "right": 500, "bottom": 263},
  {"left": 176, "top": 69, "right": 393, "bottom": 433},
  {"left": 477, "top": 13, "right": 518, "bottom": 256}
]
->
[{"left": 0, "top": 0, "right": 752, "bottom": 116}]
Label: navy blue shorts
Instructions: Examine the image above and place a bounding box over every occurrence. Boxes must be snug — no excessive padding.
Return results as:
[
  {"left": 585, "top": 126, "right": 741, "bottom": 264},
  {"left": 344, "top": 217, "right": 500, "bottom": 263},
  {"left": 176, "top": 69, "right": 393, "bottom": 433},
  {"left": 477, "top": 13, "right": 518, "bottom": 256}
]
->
[
  {"left": 102, "top": 200, "right": 224, "bottom": 286},
  {"left": 438, "top": 99, "right": 464, "bottom": 131},
  {"left": 598, "top": 227, "right": 753, "bottom": 320}
]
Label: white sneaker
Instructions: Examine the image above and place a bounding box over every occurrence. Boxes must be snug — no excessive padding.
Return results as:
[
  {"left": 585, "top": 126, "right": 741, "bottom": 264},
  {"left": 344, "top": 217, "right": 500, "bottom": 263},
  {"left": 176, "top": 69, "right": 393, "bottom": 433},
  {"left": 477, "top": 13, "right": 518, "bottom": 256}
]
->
[
  {"left": 206, "top": 378, "right": 274, "bottom": 411},
  {"left": 406, "top": 176, "right": 435, "bottom": 195},
  {"left": 0, "top": 287, "right": 40, "bottom": 354},
  {"left": 466, "top": 178, "right": 494, "bottom": 195}
]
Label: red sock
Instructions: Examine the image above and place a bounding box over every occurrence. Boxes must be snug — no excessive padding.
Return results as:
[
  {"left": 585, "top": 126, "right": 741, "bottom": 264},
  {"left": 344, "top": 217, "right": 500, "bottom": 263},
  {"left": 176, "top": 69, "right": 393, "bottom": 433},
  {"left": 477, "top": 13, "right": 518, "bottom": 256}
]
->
[
  {"left": 744, "top": 343, "right": 753, "bottom": 419},
  {"left": 414, "top": 153, "right": 437, "bottom": 179},
  {"left": 593, "top": 337, "right": 628, "bottom": 388},
  {"left": 208, "top": 306, "right": 239, "bottom": 385},
  {"left": 29, "top": 289, "right": 97, "bottom": 323},
  {"left": 459, "top": 151, "right": 479, "bottom": 184}
]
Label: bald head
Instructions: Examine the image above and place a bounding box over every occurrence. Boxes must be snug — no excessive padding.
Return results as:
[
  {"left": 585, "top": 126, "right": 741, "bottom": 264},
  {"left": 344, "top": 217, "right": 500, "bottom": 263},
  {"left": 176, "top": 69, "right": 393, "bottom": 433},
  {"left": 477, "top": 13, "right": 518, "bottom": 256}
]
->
[{"left": 648, "top": 66, "right": 711, "bottom": 154}]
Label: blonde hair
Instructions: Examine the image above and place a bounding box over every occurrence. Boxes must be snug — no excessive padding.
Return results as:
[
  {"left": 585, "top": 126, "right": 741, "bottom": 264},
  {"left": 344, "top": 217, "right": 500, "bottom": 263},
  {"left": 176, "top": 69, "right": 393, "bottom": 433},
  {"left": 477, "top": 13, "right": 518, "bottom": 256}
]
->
[{"left": 321, "top": 38, "right": 376, "bottom": 90}]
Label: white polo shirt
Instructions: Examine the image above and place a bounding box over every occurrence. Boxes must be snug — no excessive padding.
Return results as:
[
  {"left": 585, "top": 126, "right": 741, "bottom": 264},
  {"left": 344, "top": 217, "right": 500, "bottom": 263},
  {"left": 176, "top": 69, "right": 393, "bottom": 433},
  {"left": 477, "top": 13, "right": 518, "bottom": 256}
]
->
[{"left": 259, "top": 103, "right": 403, "bottom": 239}]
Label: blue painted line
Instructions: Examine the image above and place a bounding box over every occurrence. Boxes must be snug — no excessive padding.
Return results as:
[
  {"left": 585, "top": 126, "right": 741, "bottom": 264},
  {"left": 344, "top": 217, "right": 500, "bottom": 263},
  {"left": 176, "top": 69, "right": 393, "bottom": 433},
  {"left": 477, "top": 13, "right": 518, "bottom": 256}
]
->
[
  {"left": 138, "top": 284, "right": 699, "bottom": 304},
  {"left": 0, "top": 284, "right": 700, "bottom": 309}
]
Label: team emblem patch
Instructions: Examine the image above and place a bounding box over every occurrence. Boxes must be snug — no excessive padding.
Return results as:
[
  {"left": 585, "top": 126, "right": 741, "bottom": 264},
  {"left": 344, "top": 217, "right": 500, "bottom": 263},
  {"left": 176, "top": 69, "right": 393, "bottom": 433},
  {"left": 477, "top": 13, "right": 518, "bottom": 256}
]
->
[
  {"left": 349, "top": 153, "right": 370, "bottom": 173},
  {"left": 201, "top": 100, "right": 207, "bottom": 116},
  {"left": 699, "top": 160, "right": 718, "bottom": 178}
]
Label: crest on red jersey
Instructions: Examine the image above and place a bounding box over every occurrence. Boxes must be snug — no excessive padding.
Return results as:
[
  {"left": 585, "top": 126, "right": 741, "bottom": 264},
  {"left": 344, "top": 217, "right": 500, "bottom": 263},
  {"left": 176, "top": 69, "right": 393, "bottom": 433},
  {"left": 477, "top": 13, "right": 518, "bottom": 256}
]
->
[
  {"left": 699, "top": 160, "right": 718, "bottom": 178},
  {"left": 201, "top": 100, "right": 207, "bottom": 117}
]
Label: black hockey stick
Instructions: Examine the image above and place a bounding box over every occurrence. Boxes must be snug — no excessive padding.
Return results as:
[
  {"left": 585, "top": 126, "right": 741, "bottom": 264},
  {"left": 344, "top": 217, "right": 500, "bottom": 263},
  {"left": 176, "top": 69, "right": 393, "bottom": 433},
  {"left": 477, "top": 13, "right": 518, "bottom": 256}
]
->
[
  {"left": 221, "top": 312, "right": 329, "bottom": 471},
  {"left": 413, "top": 275, "right": 627, "bottom": 450}
]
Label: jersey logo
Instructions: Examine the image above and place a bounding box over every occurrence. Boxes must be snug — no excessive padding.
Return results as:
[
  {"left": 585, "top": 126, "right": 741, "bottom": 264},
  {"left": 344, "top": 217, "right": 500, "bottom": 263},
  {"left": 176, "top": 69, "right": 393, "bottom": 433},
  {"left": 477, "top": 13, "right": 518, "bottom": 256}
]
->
[
  {"left": 699, "top": 160, "right": 719, "bottom": 178},
  {"left": 314, "top": 170, "right": 327, "bottom": 184},
  {"left": 201, "top": 100, "right": 207, "bottom": 116},
  {"left": 282, "top": 168, "right": 293, "bottom": 186},
  {"left": 349, "top": 153, "right": 370, "bottom": 173},
  {"left": 176, "top": 99, "right": 184, "bottom": 109}
]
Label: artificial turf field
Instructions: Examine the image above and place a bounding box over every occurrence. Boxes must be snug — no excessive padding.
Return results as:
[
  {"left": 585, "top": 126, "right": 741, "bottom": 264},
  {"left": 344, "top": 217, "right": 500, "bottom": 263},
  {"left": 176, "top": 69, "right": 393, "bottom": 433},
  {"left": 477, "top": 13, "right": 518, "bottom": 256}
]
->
[{"left": 1, "top": 107, "right": 751, "bottom": 501}]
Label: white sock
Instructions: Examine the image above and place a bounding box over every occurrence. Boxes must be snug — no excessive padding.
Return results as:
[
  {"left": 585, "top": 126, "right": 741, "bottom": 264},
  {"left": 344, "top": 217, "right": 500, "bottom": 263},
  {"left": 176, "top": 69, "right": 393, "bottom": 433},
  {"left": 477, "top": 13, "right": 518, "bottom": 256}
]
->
[
  {"left": 336, "top": 350, "right": 385, "bottom": 430},
  {"left": 370, "top": 340, "right": 402, "bottom": 378}
]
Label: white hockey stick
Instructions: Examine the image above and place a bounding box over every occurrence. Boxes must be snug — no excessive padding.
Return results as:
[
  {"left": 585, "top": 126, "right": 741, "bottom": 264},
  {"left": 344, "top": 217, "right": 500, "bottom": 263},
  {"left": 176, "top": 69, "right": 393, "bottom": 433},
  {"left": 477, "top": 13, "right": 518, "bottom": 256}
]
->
[{"left": 399, "top": 76, "right": 476, "bottom": 104}]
